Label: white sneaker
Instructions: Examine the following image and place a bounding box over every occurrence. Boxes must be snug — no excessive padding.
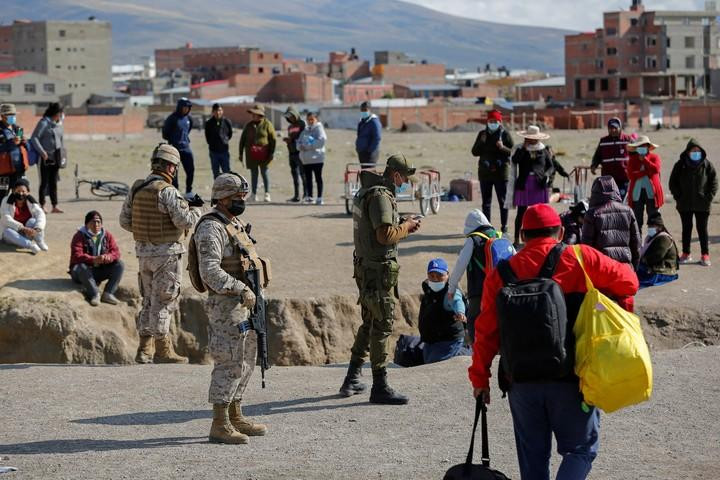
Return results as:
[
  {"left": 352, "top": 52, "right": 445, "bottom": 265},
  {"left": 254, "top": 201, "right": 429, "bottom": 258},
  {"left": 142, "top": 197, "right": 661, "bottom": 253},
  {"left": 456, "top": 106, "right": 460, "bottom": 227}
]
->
[
  {"left": 315, "top": 197, "right": 324, "bottom": 205},
  {"left": 37, "top": 240, "right": 49, "bottom": 251},
  {"left": 264, "top": 192, "right": 271, "bottom": 202},
  {"left": 29, "top": 244, "right": 41, "bottom": 255}
]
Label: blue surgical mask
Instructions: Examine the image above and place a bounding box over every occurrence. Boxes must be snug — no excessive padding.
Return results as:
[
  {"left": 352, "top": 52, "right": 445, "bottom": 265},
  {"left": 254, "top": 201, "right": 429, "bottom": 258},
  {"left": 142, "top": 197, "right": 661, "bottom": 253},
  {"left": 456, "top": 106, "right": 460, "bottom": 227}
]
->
[
  {"left": 636, "top": 147, "right": 648, "bottom": 156},
  {"left": 647, "top": 227, "right": 658, "bottom": 237},
  {"left": 7, "top": 115, "right": 16, "bottom": 125},
  {"left": 360, "top": 111, "right": 370, "bottom": 120},
  {"left": 427, "top": 280, "right": 446, "bottom": 292},
  {"left": 689, "top": 151, "right": 703, "bottom": 162},
  {"left": 487, "top": 122, "right": 500, "bottom": 132},
  {"left": 395, "top": 182, "right": 410, "bottom": 194}
]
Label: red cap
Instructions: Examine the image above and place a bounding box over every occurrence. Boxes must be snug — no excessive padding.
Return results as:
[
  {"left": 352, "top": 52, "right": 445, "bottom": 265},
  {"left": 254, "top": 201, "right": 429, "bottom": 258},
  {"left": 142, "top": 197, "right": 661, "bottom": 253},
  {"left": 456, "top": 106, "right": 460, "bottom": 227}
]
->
[
  {"left": 487, "top": 110, "right": 502, "bottom": 122},
  {"left": 521, "top": 204, "right": 561, "bottom": 230}
]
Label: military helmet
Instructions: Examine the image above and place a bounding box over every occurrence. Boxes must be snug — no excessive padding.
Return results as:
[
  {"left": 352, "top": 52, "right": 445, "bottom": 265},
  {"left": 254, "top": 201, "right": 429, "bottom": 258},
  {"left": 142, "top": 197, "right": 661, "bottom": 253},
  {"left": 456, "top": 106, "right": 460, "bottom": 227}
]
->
[
  {"left": 151, "top": 143, "right": 181, "bottom": 166},
  {"left": 212, "top": 172, "right": 250, "bottom": 200}
]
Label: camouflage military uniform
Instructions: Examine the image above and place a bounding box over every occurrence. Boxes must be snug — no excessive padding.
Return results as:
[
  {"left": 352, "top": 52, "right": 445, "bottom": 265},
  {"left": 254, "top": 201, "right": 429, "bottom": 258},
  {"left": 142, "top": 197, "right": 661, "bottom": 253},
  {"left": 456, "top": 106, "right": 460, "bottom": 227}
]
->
[{"left": 119, "top": 173, "right": 201, "bottom": 336}]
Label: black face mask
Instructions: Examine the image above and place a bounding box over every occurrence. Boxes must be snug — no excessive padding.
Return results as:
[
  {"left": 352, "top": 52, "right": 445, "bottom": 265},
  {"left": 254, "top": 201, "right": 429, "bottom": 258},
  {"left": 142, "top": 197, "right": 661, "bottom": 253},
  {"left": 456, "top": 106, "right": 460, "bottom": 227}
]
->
[
  {"left": 15, "top": 193, "right": 27, "bottom": 201},
  {"left": 228, "top": 199, "right": 246, "bottom": 216}
]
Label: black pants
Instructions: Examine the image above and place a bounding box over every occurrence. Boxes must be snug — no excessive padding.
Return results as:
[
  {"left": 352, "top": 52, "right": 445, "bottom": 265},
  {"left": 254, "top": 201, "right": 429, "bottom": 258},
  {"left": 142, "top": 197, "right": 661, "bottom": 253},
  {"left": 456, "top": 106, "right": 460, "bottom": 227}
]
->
[
  {"left": 514, "top": 205, "right": 528, "bottom": 245},
  {"left": 632, "top": 190, "right": 658, "bottom": 234},
  {"left": 480, "top": 178, "right": 509, "bottom": 230},
  {"left": 289, "top": 153, "right": 306, "bottom": 199},
  {"left": 680, "top": 211, "right": 710, "bottom": 255},
  {"left": 70, "top": 261, "right": 124, "bottom": 298},
  {"left": 358, "top": 150, "right": 379, "bottom": 165},
  {"left": 39, "top": 161, "right": 60, "bottom": 207},
  {"left": 171, "top": 149, "right": 195, "bottom": 193},
  {"left": 303, "top": 163, "right": 324, "bottom": 198}
]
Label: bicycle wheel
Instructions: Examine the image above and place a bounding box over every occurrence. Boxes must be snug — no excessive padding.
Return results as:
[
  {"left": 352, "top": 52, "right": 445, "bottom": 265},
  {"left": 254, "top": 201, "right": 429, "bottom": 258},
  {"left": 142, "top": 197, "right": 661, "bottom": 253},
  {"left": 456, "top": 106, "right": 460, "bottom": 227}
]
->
[{"left": 91, "top": 181, "right": 129, "bottom": 198}]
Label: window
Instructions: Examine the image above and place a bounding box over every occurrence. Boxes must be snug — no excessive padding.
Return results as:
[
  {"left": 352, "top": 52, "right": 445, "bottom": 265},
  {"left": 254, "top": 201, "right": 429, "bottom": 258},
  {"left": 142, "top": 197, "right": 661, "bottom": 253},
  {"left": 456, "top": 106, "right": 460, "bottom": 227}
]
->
[
  {"left": 259, "top": 53, "right": 264, "bottom": 59},
  {"left": 606, "top": 28, "right": 617, "bottom": 36},
  {"left": 588, "top": 79, "right": 596, "bottom": 92},
  {"left": 0, "top": 84, "right": 10, "bottom": 94},
  {"left": 607, "top": 47, "right": 618, "bottom": 55},
  {"left": 631, "top": 18, "right": 638, "bottom": 26},
  {"left": 685, "top": 36, "right": 695, "bottom": 48},
  {"left": 646, "top": 56, "right": 657, "bottom": 68},
  {"left": 258, "top": 67, "right": 264, "bottom": 73},
  {"left": 24, "top": 83, "right": 36, "bottom": 94},
  {"left": 273, "top": 53, "right": 279, "bottom": 59},
  {"left": 55, "top": 65, "right": 61, "bottom": 69},
  {"left": 629, "top": 36, "right": 639, "bottom": 45},
  {"left": 608, "top": 69, "right": 618, "bottom": 74},
  {"left": 630, "top": 56, "right": 639, "bottom": 65},
  {"left": 81, "top": 65, "right": 85, "bottom": 69},
  {"left": 646, "top": 36, "right": 657, "bottom": 47},
  {"left": 43, "top": 83, "right": 55, "bottom": 93},
  {"left": 55, "top": 47, "right": 60, "bottom": 51},
  {"left": 601, "top": 78, "right": 609, "bottom": 91},
  {"left": 666, "top": 57, "right": 671, "bottom": 68},
  {"left": 686, "top": 56, "right": 695, "bottom": 68},
  {"left": 595, "top": 59, "right": 604, "bottom": 69},
  {"left": 59, "top": 30, "right": 65, "bottom": 37},
  {"left": 620, "top": 78, "right": 628, "bottom": 91},
  {"left": 667, "top": 38, "right": 671, "bottom": 48}
]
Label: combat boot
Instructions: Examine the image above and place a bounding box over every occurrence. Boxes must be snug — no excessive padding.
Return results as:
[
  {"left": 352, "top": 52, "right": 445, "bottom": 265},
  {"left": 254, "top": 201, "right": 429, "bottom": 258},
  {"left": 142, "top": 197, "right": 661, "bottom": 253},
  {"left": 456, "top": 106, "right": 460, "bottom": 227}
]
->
[
  {"left": 209, "top": 403, "right": 249, "bottom": 444},
  {"left": 369, "top": 369, "right": 409, "bottom": 405},
  {"left": 153, "top": 335, "right": 189, "bottom": 364},
  {"left": 135, "top": 335, "right": 154, "bottom": 364},
  {"left": 339, "top": 359, "right": 367, "bottom": 397},
  {"left": 229, "top": 401, "right": 268, "bottom": 436}
]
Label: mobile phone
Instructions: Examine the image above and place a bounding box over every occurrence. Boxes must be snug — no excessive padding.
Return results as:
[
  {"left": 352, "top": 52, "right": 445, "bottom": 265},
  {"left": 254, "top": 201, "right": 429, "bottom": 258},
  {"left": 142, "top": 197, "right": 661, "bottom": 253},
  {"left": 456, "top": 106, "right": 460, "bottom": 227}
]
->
[{"left": 17, "top": 127, "right": 23, "bottom": 139}]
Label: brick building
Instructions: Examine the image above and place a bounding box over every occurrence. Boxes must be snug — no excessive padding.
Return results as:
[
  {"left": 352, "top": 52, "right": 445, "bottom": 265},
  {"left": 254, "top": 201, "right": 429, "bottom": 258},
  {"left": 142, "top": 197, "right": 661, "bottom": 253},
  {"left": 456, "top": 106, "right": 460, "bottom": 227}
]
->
[
  {"left": 190, "top": 71, "right": 333, "bottom": 104},
  {"left": 515, "top": 77, "right": 567, "bottom": 101},
  {"left": 371, "top": 63, "right": 446, "bottom": 85},
  {"left": 0, "top": 25, "right": 12, "bottom": 70},
  {"left": 565, "top": 0, "right": 720, "bottom": 102}
]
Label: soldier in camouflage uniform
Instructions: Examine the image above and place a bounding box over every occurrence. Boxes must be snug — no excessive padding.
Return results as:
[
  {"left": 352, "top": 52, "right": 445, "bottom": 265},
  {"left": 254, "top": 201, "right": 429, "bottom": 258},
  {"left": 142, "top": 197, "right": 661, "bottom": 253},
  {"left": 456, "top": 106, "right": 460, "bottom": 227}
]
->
[
  {"left": 195, "top": 173, "right": 268, "bottom": 444},
  {"left": 340, "top": 153, "right": 422, "bottom": 404},
  {"left": 119, "top": 143, "right": 202, "bottom": 364}
]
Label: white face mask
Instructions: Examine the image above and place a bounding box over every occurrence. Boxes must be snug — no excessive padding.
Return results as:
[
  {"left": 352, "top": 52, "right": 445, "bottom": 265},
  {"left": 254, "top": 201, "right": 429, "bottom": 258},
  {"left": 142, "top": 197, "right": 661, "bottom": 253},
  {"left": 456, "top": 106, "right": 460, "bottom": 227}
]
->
[{"left": 427, "top": 281, "right": 446, "bottom": 292}]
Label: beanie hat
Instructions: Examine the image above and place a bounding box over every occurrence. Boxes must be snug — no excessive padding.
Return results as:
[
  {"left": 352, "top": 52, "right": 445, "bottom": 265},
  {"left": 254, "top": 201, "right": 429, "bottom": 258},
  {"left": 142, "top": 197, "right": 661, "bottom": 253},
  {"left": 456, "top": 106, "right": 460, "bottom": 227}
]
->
[
  {"left": 427, "top": 258, "right": 449, "bottom": 274},
  {"left": 487, "top": 110, "right": 502, "bottom": 122},
  {"left": 647, "top": 211, "right": 664, "bottom": 228},
  {"left": 14, "top": 177, "right": 30, "bottom": 190},
  {"left": 521, "top": 204, "right": 561, "bottom": 230},
  {"left": 608, "top": 117, "right": 622, "bottom": 129}
]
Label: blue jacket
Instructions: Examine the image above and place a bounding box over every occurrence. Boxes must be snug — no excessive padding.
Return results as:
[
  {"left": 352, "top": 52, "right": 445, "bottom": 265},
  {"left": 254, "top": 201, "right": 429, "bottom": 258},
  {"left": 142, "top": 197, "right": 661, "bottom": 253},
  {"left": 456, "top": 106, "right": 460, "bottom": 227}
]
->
[
  {"left": 0, "top": 123, "right": 21, "bottom": 168},
  {"left": 162, "top": 98, "right": 193, "bottom": 151},
  {"left": 355, "top": 114, "right": 382, "bottom": 154}
]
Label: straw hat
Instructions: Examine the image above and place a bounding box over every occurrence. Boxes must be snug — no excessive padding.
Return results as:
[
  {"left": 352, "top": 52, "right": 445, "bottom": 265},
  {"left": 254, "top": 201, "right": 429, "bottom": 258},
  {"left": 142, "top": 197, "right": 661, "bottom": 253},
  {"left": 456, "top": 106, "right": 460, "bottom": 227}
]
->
[
  {"left": 627, "top": 135, "right": 658, "bottom": 150},
  {"left": 517, "top": 125, "right": 550, "bottom": 140},
  {"left": 247, "top": 104, "right": 265, "bottom": 116}
]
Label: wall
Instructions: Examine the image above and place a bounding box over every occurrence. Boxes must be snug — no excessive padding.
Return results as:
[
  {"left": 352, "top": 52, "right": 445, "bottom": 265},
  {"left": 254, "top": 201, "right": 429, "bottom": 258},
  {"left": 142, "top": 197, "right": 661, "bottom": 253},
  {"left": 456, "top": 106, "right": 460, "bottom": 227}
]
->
[
  {"left": 15, "top": 106, "right": 146, "bottom": 137},
  {"left": 343, "top": 83, "right": 393, "bottom": 104},
  {"left": 516, "top": 84, "right": 567, "bottom": 102},
  {"left": 0, "top": 25, "right": 13, "bottom": 71},
  {"left": 679, "top": 102, "right": 720, "bottom": 128},
  {"left": 0, "top": 71, "right": 69, "bottom": 104},
  {"left": 372, "top": 63, "right": 446, "bottom": 85}
]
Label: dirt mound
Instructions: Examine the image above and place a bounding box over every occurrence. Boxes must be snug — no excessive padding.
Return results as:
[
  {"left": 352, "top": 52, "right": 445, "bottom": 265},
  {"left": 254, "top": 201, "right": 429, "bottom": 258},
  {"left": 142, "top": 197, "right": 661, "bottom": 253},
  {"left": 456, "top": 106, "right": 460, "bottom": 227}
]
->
[
  {"left": 449, "top": 122, "right": 484, "bottom": 132},
  {"left": 401, "top": 122, "right": 436, "bottom": 133}
]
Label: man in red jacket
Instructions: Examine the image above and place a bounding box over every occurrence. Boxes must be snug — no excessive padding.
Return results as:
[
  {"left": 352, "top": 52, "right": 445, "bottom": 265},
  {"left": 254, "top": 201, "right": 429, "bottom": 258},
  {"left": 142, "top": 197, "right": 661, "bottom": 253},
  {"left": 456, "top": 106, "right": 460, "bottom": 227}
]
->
[
  {"left": 69, "top": 210, "right": 124, "bottom": 306},
  {"left": 469, "top": 204, "right": 638, "bottom": 480},
  {"left": 591, "top": 117, "right": 632, "bottom": 200}
]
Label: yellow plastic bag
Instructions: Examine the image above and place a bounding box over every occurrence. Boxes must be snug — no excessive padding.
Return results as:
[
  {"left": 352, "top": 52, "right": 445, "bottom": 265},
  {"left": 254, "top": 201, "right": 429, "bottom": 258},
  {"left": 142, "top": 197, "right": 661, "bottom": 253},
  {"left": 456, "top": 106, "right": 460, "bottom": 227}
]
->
[{"left": 572, "top": 245, "right": 653, "bottom": 413}]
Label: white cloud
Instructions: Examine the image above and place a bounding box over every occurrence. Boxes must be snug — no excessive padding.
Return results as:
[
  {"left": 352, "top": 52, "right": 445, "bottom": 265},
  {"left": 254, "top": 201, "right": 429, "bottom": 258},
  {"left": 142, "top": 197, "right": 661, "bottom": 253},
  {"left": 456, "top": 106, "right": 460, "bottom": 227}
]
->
[{"left": 403, "top": 0, "right": 708, "bottom": 31}]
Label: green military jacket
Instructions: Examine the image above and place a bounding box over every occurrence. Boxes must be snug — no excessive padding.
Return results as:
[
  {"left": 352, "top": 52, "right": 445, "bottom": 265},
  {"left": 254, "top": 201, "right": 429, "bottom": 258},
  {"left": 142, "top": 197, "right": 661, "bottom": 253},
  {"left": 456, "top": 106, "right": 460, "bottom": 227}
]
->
[{"left": 353, "top": 170, "right": 399, "bottom": 262}]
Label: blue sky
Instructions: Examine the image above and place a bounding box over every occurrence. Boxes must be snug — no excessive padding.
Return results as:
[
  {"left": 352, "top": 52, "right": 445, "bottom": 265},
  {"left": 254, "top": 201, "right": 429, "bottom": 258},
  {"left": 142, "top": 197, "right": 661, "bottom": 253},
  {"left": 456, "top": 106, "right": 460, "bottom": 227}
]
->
[{"left": 404, "top": 0, "right": 707, "bottom": 31}]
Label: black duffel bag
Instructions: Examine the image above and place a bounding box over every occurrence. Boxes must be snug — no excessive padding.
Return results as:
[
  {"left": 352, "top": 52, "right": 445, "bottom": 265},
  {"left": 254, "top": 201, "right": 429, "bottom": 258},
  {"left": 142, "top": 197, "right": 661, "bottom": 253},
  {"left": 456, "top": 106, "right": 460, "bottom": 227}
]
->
[{"left": 443, "top": 397, "right": 511, "bottom": 480}]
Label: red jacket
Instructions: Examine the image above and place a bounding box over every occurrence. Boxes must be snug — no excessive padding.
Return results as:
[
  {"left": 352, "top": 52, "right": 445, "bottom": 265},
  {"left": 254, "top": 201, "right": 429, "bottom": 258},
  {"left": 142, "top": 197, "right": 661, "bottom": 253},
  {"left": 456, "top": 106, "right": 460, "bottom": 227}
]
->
[
  {"left": 627, "top": 152, "right": 664, "bottom": 209},
  {"left": 468, "top": 238, "right": 639, "bottom": 389},
  {"left": 69, "top": 229, "right": 121, "bottom": 269}
]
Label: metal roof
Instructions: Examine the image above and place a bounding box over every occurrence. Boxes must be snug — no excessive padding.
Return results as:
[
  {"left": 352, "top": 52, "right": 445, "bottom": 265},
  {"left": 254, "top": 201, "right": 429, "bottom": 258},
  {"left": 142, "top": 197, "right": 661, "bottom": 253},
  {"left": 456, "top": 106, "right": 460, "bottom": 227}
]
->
[{"left": 515, "top": 77, "right": 566, "bottom": 88}]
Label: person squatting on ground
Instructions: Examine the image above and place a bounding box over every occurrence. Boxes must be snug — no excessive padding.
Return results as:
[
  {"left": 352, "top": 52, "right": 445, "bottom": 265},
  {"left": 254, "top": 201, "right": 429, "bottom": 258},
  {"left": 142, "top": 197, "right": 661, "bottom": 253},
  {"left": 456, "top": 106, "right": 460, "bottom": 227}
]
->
[
  {"left": 31, "top": 102, "right": 65, "bottom": 213},
  {"left": 238, "top": 104, "right": 275, "bottom": 202},
  {"left": 68, "top": 210, "right": 124, "bottom": 306},
  {"left": 627, "top": 135, "right": 664, "bottom": 235},
  {"left": 0, "top": 178, "right": 47, "bottom": 254},
  {"left": 447, "top": 209, "right": 508, "bottom": 343},
  {"left": 204, "top": 103, "right": 233, "bottom": 179},
  {"left": 637, "top": 212, "right": 679, "bottom": 288},
  {"left": 194, "top": 173, "right": 268, "bottom": 445},
  {"left": 559, "top": 200, "right": 587, "bottom": 245},
  {"left": 340, "top": 153, "right": 422, "bottom": 404},
  {"left": 282, "top": 106, "right": 307, "bottom": 202},
  {"left": 510, "top": 125, "right": 555, "bottom": 247},
  {"left": 591, "top": 117, "right": 632, "bottom": 199},
  {"left": 669, "top": 138, "right": 718, "bottom": 267},
  {"left": 418, "top": 258, "right": 471, "bottom": 364},
  {"left": 297, "top": 111, "right": 326, "bottom": 205},
  {"left": 162, "top": 97, "right": 195, "bottom": 194},
  {"left": 471, "top": 109, "right": 514, "bottom": 233},
  {"left": 355, "top": 101, "right": 382, "bottom": 165},
  {"left": 119, "top": 143, "right": 202, "bottom": 364},
  {"left": 0, "top": 103, "right": 28, "bottom": 202},
  {"left": 469, "top": 204, "right": 639, "bottom": 480}
]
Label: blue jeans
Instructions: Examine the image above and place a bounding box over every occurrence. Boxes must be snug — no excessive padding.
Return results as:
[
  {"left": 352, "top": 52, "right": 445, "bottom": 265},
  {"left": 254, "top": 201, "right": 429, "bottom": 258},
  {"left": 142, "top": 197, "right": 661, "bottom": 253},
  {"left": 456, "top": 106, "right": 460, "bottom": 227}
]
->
[
  {"left": 250, "top": 165, "right": 270, "bottom": 194},
  {"left": 2, "top": 217, "right": 43, "bottom": 249},
  {"left": 508, "top": 382, "right": 599, "bottom": 480},
  {"left": 209, "top": 150, "right": 230, "bottom": 179},
  {"left": 70, "top": 261, "right": 125, "bottom": 298},
  {"left": 422, "top": 337, "right": 471, "bottom": 364}
]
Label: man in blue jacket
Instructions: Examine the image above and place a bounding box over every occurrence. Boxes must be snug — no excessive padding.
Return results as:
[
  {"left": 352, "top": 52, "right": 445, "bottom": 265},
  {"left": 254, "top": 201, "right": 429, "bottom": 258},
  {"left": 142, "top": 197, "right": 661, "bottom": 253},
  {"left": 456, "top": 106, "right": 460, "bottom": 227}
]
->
[
  {"left": 162, "top": 98, "right": 195, "bottom": 194},
  {"left": 355, "top": 102, "right": 382, "bottom": 165}
]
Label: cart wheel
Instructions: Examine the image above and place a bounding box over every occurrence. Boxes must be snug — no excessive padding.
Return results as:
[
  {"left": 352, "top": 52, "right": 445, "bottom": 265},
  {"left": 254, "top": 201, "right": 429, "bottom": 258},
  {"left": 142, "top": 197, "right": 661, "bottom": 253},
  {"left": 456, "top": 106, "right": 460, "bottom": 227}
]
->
[
  {"left": 430, "top": 184, "right": 440, "bottom": 214},
  {"left": 345, "top": 198, "right": 352, "bottom": 216}
]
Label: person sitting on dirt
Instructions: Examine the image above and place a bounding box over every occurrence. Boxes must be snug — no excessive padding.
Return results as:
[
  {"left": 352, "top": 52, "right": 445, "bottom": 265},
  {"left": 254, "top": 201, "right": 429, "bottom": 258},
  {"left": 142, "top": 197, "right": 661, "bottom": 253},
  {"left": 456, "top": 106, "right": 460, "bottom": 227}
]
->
[
  {"left": 559, "top": 200, "right": 587, "bottom": 245},
  {"left": 418, "top": 258, "right": 471, "bottom": 364},
  {"left": 69, "top": 210, "right": 124, "bottom": 306},
  {"left": 0, "top": 178, "right": 47, "bottom": 254},
  {"left": 636, "top": 212, "right": 679, "bottom": 288}
]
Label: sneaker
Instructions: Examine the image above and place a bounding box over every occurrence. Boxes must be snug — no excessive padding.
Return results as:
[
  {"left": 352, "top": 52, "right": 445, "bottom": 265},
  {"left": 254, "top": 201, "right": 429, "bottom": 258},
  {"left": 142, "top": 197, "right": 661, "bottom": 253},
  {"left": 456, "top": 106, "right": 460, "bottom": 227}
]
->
[
  {"left": 37, "top": 240, "right": 49, "bottom": 251},
  {"left": 700, "top": 254, "right": 712, "bottom": 267},
  {"left": 264, "top": 192, "right": 271, "bottom": 203},
  {"left": 303, "top": 197, "right": 313, "bottom": 204},
  {"left": 315, "top": 197, "right": 324, "bottom": 205},
  {"left": 101, "top": 292, "right": 120, "bottom": 305},
  {"left": 89, "top": 294, "right": 100, "bottom": 307},
  {"left": 287, "top": 196, "right": 301, "bottom": 203},
  {"left": 679, "top": 253, "right": 693, "bottom": 264},
  {"left": 29, "top": 244, "right": 41, "bottom": 255}
]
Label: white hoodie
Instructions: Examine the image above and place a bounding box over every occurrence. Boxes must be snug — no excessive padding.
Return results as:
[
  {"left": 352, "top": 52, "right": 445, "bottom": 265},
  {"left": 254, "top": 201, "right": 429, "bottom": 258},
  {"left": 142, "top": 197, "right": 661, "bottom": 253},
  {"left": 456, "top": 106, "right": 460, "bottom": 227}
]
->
[{"left": 448, "top": 209, "right": 492, "bottom": 295}]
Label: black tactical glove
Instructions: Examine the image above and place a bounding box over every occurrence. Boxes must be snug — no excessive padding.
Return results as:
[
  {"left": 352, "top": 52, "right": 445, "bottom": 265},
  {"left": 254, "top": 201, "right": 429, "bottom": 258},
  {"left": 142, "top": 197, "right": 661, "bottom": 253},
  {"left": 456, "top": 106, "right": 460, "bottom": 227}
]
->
[{"left": 187, "top": 194, "right": 205, "bottom": 207}]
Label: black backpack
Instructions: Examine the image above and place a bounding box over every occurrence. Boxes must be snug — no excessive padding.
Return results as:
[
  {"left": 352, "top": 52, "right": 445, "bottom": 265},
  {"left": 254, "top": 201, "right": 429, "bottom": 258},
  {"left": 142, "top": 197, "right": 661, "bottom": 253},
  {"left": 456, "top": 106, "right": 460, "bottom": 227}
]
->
[{"left": 495, "top": 243, "right": 571, "bottom": 383}]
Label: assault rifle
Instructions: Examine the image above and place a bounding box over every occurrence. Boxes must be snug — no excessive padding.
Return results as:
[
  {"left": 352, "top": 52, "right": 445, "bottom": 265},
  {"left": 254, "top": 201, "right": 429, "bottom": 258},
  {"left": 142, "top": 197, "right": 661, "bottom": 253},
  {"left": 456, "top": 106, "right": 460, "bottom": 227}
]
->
[{"left": 245, "top": 264, "right": 270, "bottom": 389}]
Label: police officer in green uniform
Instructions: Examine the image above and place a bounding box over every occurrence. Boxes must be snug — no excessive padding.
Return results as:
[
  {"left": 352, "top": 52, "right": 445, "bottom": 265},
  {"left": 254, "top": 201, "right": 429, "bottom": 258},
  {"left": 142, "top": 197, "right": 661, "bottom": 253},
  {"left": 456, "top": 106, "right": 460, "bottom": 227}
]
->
[{"left": 340, "top": 153, "right": 422, "bottom": 404}]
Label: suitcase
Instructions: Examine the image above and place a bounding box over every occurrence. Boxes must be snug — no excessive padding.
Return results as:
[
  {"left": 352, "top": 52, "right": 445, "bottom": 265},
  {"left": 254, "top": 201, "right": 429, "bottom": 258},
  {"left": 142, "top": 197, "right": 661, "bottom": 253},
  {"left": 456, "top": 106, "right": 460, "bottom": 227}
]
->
[{"left": 450, "top": 179, "right": 480, "bottom": 202}]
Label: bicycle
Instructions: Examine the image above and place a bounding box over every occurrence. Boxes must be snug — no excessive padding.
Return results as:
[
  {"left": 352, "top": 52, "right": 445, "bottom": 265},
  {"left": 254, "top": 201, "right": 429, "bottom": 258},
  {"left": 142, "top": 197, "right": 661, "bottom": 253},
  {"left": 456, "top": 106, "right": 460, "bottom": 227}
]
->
[{"left": 74, "top": 164, "right": 129, "bottom": 200}]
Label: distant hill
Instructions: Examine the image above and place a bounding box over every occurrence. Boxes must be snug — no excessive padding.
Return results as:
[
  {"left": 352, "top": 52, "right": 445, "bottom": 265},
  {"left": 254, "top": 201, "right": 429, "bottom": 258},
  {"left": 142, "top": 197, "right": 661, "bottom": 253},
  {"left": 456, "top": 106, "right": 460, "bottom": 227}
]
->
[{"left": 3, "top": 0, "right": 571, "bottom": 72}]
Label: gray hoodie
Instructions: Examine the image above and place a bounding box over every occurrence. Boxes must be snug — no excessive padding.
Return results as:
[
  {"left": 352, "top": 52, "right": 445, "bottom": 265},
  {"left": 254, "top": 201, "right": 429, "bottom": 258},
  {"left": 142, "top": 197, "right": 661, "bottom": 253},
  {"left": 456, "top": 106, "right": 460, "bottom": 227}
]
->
[{"left": 449, "top": 209, "right": 493, "bottom": 295}]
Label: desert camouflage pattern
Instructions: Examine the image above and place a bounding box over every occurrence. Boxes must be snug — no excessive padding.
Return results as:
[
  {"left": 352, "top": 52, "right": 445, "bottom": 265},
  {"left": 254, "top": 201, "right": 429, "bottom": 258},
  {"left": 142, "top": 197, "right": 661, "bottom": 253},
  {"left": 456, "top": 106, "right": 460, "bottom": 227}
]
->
[
  {"left": 136, "top": 254, "right": 182, "bottom": 336},
  {"left": 194, "top": 212, "right": 248, "bottom": 296}
]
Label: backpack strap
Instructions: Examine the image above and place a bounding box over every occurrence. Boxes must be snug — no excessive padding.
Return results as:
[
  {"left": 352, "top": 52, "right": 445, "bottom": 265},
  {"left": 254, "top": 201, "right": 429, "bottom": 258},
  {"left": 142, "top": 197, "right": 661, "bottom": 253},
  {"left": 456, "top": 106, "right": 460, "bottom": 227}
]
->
[
  {"left": 538, "top": 243, "right": 567, "bottom": 279},
  {"left": 496, "top": 259, "right": 517, "bottom": 286}
]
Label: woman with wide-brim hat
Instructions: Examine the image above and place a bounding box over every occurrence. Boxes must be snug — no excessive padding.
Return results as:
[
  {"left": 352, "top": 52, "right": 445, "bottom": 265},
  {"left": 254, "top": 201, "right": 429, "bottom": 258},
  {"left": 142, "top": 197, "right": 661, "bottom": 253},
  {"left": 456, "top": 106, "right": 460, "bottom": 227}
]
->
[
  {"left": 626, "top": 134, "right": 664, "bottom": 234},
  {"left": 509, "top": 125, "right": 556, "bottom": 246},
  {"left": 238, "top": 104, "right": 276, "bottom": 202}
]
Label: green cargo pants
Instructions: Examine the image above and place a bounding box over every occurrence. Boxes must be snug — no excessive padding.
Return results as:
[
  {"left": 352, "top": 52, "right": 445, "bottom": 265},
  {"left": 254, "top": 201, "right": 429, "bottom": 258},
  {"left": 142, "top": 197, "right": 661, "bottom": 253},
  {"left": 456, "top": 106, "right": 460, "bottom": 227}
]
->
[{"left": 349, "top": 259, "right": 399, "bottom": 371}]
